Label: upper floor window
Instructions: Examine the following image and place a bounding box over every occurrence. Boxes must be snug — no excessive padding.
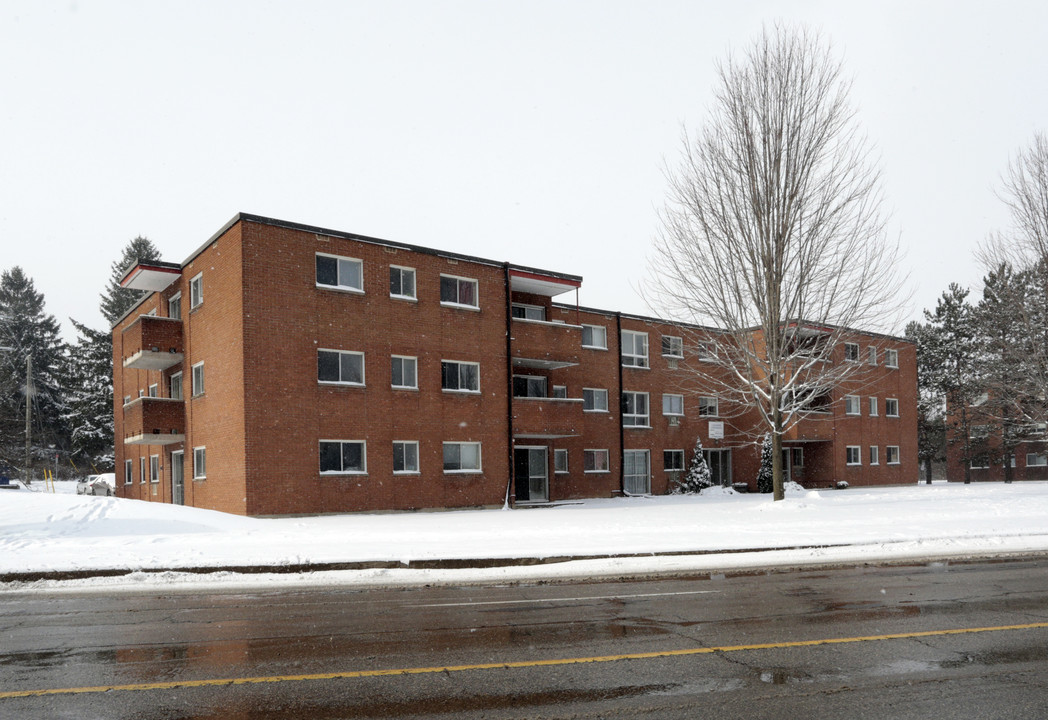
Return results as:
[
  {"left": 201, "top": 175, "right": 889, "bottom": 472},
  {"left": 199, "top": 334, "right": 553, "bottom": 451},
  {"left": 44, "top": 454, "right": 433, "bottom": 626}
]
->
[
  {"left": 552, "top": 385, "right": 567, "bottom": 399},
  {"left": 885, "top": 398, "right": 899, "bottom": 417},
  {"left": 170, "top": 372, "right": 183, "bottom": 401},
  {"left": 868, "top": 346, "right": 877, "bottom": 365},
  {"left": 885, "top": 349, "right": 899, "bottom": 368},
  {"left": 148, "top": 384, "right": 158, "bottom": 398},
  {"left": 583, "top": 388, "right": 608, "bottom": 412},
  {"left": 168, "top": 292, "right": 181, "bottom": 320},
  {"left": 316, "top": 253, "right": 363, "bottom": 293},
  {"left": 661, "top": 336, "right": 683, "bottom": 358},
  {"left": 845, "top": 395, "right": 861, "bottom": 415},
  {"left": 844, "top": 342, "right": 860, "bottom": 362},
  {"left": 318, "top": 349, "right": 365, "bottom": 386},
  {"left": 189, "top": 273, "right": 203, "bottom": 309},
  {"left": 319, "top": 440, "right": 366, "bottom": 474},
  {"left": 697, "top": 396, "right": 719, "bottom": 417},
  {"left": 389, "top": 266, "right": 416, "bottom": 300},
  {"left": 869, "top": 397, "right": 878, "bottom": 416},
  {"left": 582, "top": 324, "right": 607, "bottom": 349},
  {"left": 621, "top": 331, "right": 649, "bottom": 368},
  {"left": 440, "top": 274, "right": 478, "bottom": 308},
  {"left": 391, "top": 356, "right": 417, "bottom": 389},
  {"left": 191, "top": 362, "right": 205, "bottom": 397},
  {"left": 511, "top": 303, "right": 545, "bottom": 321},
  {"left": 662, "top": 394, "right": 684, "bottom": 416},
  {"left": 513, "top": 375, "right": 547, "bottom": 398},
  {"left": 441, "top": 360, "right": 480, "bottom": 393},
  {"left": 622, "top": 391, "right": 649, "bottom": 427}
]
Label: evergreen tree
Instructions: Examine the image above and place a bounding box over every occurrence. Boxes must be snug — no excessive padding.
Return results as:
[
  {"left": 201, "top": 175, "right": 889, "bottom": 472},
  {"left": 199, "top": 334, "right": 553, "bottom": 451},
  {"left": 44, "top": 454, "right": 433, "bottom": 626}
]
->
[
  {"left": 674, "top": 435, "right": 713, "bottom": 493},
  {"left": 0, "top": 267, "right": 70, "bottom": 478},
  {"left": 905, "top": 320, "right": 947, "bottom": 484},
  {"left": 756, "top": 434, "right": 773, "bottom": 493},
  {"left": 100, "top": 236, "right": 162, "bottom": 325},
  {"left": 63, "top": 320, "right": 115, "bottom": 469}
]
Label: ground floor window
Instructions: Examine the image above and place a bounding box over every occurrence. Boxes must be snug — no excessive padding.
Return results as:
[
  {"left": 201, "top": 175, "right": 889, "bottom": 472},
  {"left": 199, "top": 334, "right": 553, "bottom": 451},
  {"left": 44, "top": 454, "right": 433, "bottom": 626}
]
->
[
  {"left": 623, "top": 450, "right": 651, "bottom": 494},
  {"left": 124, "top": 459, "right": 133, "bottom": 485},
  {"left": 444, "top": 442, "right": 481, "bottom": 472},
  {"left": 846, "top": 446, "right": 861, "bottom": 465},
  {"left": 149, "top": 455, "right": 159, "bottom": 483},
  {"left": 554, "top": 449, "right": 568, "bottom": 474},
  {"left": 664, "top": 449, "right": 685, "bottom": 472},
  {"left": 584, "top": 449, "right": 609, "bottom": 473},
  {"left": 886, "top": 446, "right": 900, "bottom": 465},
  {"left": 870, "top": 446, "right": 879, "bottom": 465},
  {"left": 193, "top": 447, "right": 207, "bottom": 479},
  {"left": 320, "top": 440, "right": 366, "bottom": 474},
  {"left": 1027, "top": 453, "right": 1047, "bottom": 467}
]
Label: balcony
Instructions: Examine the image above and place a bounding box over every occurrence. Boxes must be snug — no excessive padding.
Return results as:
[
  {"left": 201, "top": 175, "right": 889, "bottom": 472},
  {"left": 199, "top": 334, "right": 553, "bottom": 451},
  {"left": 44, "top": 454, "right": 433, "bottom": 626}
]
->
[
  {"left": 123, "top": 397, "right": 185, "bottom": 445},
  {"left": 782, "top": 414, "right": 835, "bottom": 443},
  {"left": 510, "top": 318, "right": 581, "bottom": 370},
  {"left": 512, "top": 397, "right": 585, "bottom": 439},
  {"left": 122, "top": 316, "right": 183, "bottom": 371}
]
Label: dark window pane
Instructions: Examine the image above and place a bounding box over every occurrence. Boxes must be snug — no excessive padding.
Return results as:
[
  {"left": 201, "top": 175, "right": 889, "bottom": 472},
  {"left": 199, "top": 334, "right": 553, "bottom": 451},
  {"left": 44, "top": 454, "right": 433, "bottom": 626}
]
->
[
  {"left": 441, "top": 361, "right": 455, "bottom": 389},
  {"left": 393, "top": 443, "right": 405, "bottom": 471},
  {"left": 443, "top": 443, "right": 459, "bottom": 470},
  {"left": 440, "top": 276, "right": 457, "bottom": 303},
  {"left": 390, "top": 268, "right": 401, "bottom": 296},
  {"left": 341, "top": 353, "right": 362, "bottom": 384},
  {"left": 459, "top": 280, "right": 476, "bottom": 306},
  {"left": 316, "top": 255, "right": 337, "bottom": 286},
  {"left": 318, "top": 350, "right": 340, "bottom": 382},
  {"left": 461, "top": 364, "right": 477, "bottom": 390},
  {"left": 319, "top": 442, "right": 341, "bottom": 472},
  {"left": 342, "top": 443, "right": 363, "bottom": 472}
]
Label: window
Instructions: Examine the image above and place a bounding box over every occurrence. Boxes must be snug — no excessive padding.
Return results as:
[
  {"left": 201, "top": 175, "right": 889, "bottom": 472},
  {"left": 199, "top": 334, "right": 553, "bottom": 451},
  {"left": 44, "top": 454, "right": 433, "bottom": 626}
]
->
[
  {"left": 513, "top": 375, "right": 547, "bottom": 398},
  {"left": 970, "top": 425, "right": 990, "bottom": 439},
  {"left": 191, "top": 362, "right": 204, "bottom": 397},
  {"left": 316, "top": 253, "right": 363, "bottom": 292},
  {"left": 971, "top": 456, "right": 990, "bottom": 470},
  {"left": 124, "top": 459, "right": 133, "bottom": 485},
  {"left": 168, "top": 292, "right": 181, "bottom": 320},
  {"left": 584, "top": 449, "right": 610, "bottom": 473},
  {"left": 511, "top": 303, "right": 545, "bottom": 321},
  {"left": 662, "top": 394, "right": 684, "bottom": 416},
  {"left": 622, "top": 391, "right": 649, "bottom": 427},
  {"left": 870, "top": 446, "right": 879, "bottom": 465},
  {"left": 1027, "top": 453, "right": 1048, "bottom": 467},
  {"left": 148, "top": 383, "right": 158, "bottom": 398},
  {"left": 869, "top": 397, "right": 878, "bottom": 416},
  {"left": 696, "top": 341, "right": 715, "bottom": 361},
  {"left": 845, "top": 395, "right": 861, "bottom": 415},
  {"left": 552, "top": 385, "right": 567, "bottom": 399},
  {"left": 885, "top": 349, "right": 899, "bottom": 368},
  {"left": 661, "top": 336, "right": 683, "bottom": 358},
  {"left": 440, "top": 275, "right": 478, "bottom": 308},
  {"left": 123, "top": 395, "right": 131, "bottom": 406},
  {"left": 441, "top": 360, "right": 480, "bottom": 392},
  {"left": 623, "top": 450, "right": 651, "bottom": 494},
  {"left": 621, "top": 331, "right": 649, "bottom": 368},
  {"left": 170, "top": 372, "right": 183, "bottom": 401},
  {"left": 193, "top": 447, "right": 206, "bottom": 479},
  {"left": 318, "top": 349, "right": 365, "bottom": 386},
  {"left": 443, "top": 442, "right": 481, "bottom": 472},
  {"left": 581, "top": 324, "right": 607, "bottom": 349},
  {"left": 319, "top": 440, "right": 366, "bottom": 474},
  {"left": 149, "top": 455, "right": 159, "bottom": 483},
  {"left": 389, "top": 266, "right": 416, "bottom": 300},
  {"left": 391, "top": 356, "right": 417, "bottom": 389},
  {"left": 885, "top": 398, "right": 899, "bottom": 417},
  {"left": 886, "top": 446, "right": 900, "bottom": 465},
  {"left": 868, "top": 346, "right": 877, "bottom": 365},
  {"left": 393, "top": 441, "right": 419, "bottom": 474},
  {"left": 583, "top": 388, "right": 608, "bottom": 412},
  {"left": 140, "top": 457, "right": 146, "bottom": 484},
  {"left": 844, "top": 342, "right": 859, "bottom": 362},
  {"left": 664, "top": 450, "right": 685, "bottom": 472},
  {"left": 697, "top": 396, "right": 719, "bottom": 417},
  {"left": 189, "top": 273, "right": 203, "bottom": 309},
  {"left": 554, "top": 449, "right": 568, "bottom": 474},
  {"left": 846, "top": 446, "right": 861, "bottom": 465}
]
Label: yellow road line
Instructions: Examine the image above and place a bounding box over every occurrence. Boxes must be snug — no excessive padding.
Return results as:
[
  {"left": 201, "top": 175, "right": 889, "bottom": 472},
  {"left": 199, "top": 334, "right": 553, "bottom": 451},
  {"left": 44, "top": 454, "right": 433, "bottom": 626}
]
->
[{"left": 4, "top": 621, "right": 1047, "bottom": 700}]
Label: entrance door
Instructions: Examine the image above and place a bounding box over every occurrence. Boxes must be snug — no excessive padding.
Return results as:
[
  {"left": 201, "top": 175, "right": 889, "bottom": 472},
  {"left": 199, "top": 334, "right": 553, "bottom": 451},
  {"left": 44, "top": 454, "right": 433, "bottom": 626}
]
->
[
  {"left": 703, "top": 449, "right": 732, "bottom": 486},
  {"left": 514, "top": 447, "right": 548, "bottom": 503},
  {"left": 623, "top": 450, "right": 651, "bottom": 495},
  {"left": 171, "top": 451, "right": 184, "bottom": 506}
]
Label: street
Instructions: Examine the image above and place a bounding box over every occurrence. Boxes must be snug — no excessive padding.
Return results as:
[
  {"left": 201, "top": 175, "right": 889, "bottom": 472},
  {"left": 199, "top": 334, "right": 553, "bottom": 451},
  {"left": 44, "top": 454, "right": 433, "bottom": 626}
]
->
[{"left": 3, "top": 558, "right": 1048, "bottom": 718}]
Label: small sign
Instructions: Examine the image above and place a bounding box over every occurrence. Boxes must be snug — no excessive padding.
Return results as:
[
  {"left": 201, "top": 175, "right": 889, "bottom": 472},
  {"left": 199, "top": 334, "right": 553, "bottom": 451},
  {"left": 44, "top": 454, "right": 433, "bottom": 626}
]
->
[{"left": 709, "top": 421, "right": 724, "bottom": 439}]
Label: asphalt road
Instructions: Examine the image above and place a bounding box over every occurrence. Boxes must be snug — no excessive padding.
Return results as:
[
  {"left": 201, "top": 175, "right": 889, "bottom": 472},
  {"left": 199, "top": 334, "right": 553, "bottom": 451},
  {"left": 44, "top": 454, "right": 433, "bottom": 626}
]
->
[{"left": 3, "top": 558, "right": 1048, "bottom": 719}]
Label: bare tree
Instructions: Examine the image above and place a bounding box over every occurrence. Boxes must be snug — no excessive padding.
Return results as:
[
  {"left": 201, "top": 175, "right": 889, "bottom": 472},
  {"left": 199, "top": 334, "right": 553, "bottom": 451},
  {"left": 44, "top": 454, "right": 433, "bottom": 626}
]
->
[
  {"left": 647, "top": 25, "right": 906, "bottom": 500},
  {"left": 979, "top": 132, "right": 1048, "bottom": 268}
]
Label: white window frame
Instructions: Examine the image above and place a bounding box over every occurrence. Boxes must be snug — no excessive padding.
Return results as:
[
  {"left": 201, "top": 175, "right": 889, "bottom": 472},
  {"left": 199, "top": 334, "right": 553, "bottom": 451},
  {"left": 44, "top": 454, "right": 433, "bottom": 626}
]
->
[
  {"left": 622, "top": 391, "right": 650, "bottom": 427},
  {"left": 389, "top": 265, "right": 416, "bottom": 300},
  {"left": 662, "top": 393, "right": 684, "bottom": 417},
  {"left": 148, "top": 383, "right": 158, "bottom": 398},
  {"left": 697, "top": 396, "right": 719, "bottom": 417},
  {"left": 844, "top": 342, "right": 860, "bottom": 362},
  {"left": 846, "top": 446, "right": 861, "bottom": 466},
  {"left": 168, "top": 292, "right": 181, "bottom": 320},
  {"left": 621, "top": 331, "right": 649, "bottom": 368},
  {"left": 193, "top": 446, "right": 206, "bottom": 479},
  {"left": 393, "top": 441, "right": 420, "bottom": 474},
  {"left": 319, "top": 440, "right": 367, "bottom": 475},
  {"left": 443, "top": 442, "right": 482, "bottom": 473},
  {"left": 581, "top": 324, "right": 607, "bottom": 350},
  {"left": 189, "top": 273, "right": 203, "bottom": 309},
  {"left": 869, "top": 397, "right": 878, "bottom": 416},
  {"left": 170, "top": 372, "right": 183, "bottom": 401},
  {"left": 315, "top": 252, "right": 364, "bottom": 293},
  {"left": 552, "top": 385, "right": 567, "bottom": 399},
  {"left": 318, "top": 349, "right": 365, "bottom": 386},
  {"left": 885, "top": 349, "right": 899, "bottom": 368},
  {"left": 845, "top": 395, "right": 861, "bottom": 415},
  {"left": 1026, "top": 453, "right": 1048, "bottom": 467},
  {"left": 867, "top": 346, "right": 877, "bottom": 365},
  {"left": 885, "top": 398, "right": 900, "bottom": 417},
  {"left": 554, "top": 448, "right": 568, "bottom": 474},
  {"left": 140, "top": 456, "right": 146, "bottom": 484},
  {"left": 391, "top": 355, "right": 418, "bottom": 389},
  {"left": 870, "top": 446, "right": 879, "bottom": 465},
  {"left": 664, "top": 449, "right": 685, "bottom": 472},
  {"left": 886, "top": 446, "right": 900, "bottom": 465},
  {"left": 191, "top": 362, "right": 204, "bottom": 397},
  {"left": 149, "top": 454, "right": 160, "bottom": 483},
  {"left": 511, "top": 303, "right": 546, "bottom": 321},
  {"left": 124, "top": 459, "right": 133, "bottom": 485},
  {"left": 439, "top": 274, "right": 479, "bottom": 309},
  {"left": 584, "top": 449, "right": 610, "bottom": 473},
  {"left": 441, "top": 360, "right": 480, "bottom": 393},
  {"left": 661, "top": 335, "right": 683, "bottom": 359},
  {"left": 583, "top": 388, "right": 609, "bottom": 412}
]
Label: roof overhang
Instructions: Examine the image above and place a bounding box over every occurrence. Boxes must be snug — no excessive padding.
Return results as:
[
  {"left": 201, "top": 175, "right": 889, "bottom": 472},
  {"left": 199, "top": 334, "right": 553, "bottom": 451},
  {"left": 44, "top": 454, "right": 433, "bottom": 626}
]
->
[
  {"left": 513, "top": 433, "right": 580, "bottom": 440},
  {"left": 120, "top": 261, "right": 182, "bottom": 292},
  {"left": 509, "top": 268, "right": 581, "bottom": 297},
  {"left": 512, "top": 357, "right": 579, "bottom": 370}
]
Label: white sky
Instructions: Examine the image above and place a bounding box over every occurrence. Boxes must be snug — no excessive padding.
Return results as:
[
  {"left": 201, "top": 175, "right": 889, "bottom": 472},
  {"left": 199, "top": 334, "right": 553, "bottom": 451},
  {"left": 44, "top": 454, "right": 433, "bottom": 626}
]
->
[{"left": 2, "top": 0, "right": 1046, "bottom": 340}]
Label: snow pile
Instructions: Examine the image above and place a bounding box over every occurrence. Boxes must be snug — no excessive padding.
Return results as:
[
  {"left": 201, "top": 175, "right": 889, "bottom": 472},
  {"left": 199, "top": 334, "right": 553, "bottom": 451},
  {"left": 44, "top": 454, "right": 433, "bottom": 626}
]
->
[{"left": 3, "top": 482, "right": 1048, "bottom": 590}]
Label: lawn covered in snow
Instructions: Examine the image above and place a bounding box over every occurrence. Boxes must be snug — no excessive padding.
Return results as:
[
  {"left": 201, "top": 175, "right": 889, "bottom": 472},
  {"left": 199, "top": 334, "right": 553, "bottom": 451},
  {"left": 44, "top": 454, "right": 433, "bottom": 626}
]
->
[{"left": 2, "top": 481, "right": 1047, "bottom": 592}]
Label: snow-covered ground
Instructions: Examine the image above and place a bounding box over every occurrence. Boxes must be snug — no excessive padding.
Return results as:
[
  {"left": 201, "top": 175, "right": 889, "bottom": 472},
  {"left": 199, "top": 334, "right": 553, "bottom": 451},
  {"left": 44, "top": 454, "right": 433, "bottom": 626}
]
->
[{"left": 3, "top": 481, "right": 1047, "bottom": 593}]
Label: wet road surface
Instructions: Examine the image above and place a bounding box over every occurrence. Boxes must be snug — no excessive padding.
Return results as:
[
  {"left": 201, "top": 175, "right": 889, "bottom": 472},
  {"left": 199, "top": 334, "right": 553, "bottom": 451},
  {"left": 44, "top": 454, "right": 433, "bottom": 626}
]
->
[{"left": 3, "top": 558, "right": 1048, "bottom": 718}]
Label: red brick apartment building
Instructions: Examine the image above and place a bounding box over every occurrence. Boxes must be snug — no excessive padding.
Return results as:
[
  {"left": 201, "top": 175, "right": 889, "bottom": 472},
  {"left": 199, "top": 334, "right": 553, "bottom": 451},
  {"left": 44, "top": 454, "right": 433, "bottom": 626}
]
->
[
  {"left": 113, "top": 214, "right": 918, "bottom": 516},
  {"left": 945, "top": 398, "right": 1048, "bottom": 483}
]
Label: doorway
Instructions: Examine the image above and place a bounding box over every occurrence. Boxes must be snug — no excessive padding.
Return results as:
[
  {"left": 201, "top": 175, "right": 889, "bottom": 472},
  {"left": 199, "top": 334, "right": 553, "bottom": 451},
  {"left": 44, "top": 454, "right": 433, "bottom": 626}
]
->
[
  {"left": 514, "top": 447, "right": 548, "bottom": 503},
  {"left": 703, "top": 449, "right": 732, "bottom": 486},
  {"left": 171, "top": 451, "right": 184, "bottom": 506}
]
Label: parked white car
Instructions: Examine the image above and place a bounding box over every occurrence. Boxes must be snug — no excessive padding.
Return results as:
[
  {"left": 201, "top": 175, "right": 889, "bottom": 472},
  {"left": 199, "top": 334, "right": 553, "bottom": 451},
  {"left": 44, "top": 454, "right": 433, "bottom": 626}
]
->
[{"left": 77, "top": 473, "right": 116, "bottom": 496}]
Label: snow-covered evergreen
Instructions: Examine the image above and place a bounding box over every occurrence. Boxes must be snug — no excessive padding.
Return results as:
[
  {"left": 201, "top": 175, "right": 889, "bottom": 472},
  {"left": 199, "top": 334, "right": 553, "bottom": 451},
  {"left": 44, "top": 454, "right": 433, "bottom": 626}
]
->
[
  {"left": 63, "top": 321, "right": 115, "bottom": 469},
  {"left": 673, "top": 436, "right": 714, "bottom": 493},
  {"left": 756, "top": 434, "right": 774, "bottom": 493}
]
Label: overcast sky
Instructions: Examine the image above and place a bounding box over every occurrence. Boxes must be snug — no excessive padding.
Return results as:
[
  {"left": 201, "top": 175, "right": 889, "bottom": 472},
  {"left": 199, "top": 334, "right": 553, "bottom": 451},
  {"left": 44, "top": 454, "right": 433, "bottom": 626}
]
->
[{"left": 2, "top": 0, "right": 1046, "bottom": 340}]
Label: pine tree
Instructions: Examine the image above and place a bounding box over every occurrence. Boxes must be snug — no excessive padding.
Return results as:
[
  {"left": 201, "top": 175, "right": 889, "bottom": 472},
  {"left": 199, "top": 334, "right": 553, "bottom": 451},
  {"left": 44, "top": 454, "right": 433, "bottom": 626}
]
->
[
  {"left": 674, "top": 436, "right": 713, "bottom": 493},
  {"left": 63, "top": 320, "right": 115, "bottom": 469},
  {"left": 100, "top": 236, "right": 162, "bottom": 325},
  {"left": 905, "top": 320, "right": 947, "bottom": 484},
  {"left": 756, "top": 434, "right": 774, "bottom": 493},
  {"left": 0, "top": 267, "right": 70, "bottom": 478}
]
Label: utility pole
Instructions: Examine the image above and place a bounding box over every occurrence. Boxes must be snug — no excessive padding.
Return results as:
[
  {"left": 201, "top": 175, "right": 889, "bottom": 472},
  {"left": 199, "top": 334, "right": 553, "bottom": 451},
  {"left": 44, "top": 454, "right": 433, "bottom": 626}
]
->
[{"left": 24, "top": 354, "right": 32, "bottom": 485}]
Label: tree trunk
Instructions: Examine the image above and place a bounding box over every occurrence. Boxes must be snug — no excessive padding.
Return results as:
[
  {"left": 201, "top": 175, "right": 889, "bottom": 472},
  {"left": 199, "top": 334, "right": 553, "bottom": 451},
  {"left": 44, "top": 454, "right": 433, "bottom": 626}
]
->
[
  {"left": 924, "top": 458, "right": 933, "bottom": 484},
  {"left": 1003, "top": 452, "right": 1013, "bottom": 484},
  {"left": 772, "top": 403, "right": 784, "bottom": 501}
]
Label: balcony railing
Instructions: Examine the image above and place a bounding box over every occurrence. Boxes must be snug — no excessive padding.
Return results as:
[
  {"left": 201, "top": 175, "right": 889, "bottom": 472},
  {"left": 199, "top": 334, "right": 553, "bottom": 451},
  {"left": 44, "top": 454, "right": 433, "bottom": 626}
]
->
[
  {"left": 782, "top": 414, "right": 835, "bottom": 443},
  {"left": 123, "top": 397, "right": 185, "bottom": 445},
  {"left": 122, "top": 315, "right": 183, "bottom": 371},
  {"left": 512, "top": 397, "right": 584, "bottom": 439},
  {"left": 510, "top": 318, "right": 581, "bottom": 370}
]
